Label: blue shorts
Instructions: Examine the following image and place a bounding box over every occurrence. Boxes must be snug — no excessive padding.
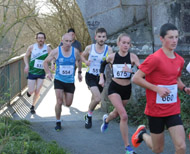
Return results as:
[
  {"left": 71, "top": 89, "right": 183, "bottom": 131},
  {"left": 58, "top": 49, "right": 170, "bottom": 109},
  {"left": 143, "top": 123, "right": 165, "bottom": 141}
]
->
[{"left": 27, "top": 73, "right": 45, "bottom": 80}]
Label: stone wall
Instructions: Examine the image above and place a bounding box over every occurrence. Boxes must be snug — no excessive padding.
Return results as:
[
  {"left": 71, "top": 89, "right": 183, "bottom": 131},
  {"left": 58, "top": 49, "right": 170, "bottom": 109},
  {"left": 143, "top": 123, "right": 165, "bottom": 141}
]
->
[{"left": 76, "top": 0, "right": 147, "bottom": 41}]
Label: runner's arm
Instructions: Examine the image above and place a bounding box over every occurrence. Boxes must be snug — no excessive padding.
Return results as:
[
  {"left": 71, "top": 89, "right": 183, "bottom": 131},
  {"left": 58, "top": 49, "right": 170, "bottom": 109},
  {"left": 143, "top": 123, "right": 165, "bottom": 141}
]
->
[
  {"left": 81, "top": 45, "right": 91, "bottom": 66},
  {"left": 75, "top": 49, "right": 82, "bottom": 82},
  {"left": 132, "top": 69, "right": 170, "bottom": 98},
  {"left": 24, "top": 45, "right": 32, "bottom": 73},
  {"left": 177, "top": 77, "right": 190, "bottom": 95},
  {"left": 43, "top": 48, "right": 57, "bottom": 80}
]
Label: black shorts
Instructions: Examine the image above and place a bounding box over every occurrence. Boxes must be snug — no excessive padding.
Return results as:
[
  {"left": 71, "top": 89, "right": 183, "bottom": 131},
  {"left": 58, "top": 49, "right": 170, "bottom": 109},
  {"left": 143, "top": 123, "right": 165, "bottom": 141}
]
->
[
  {"left": 147, "top": 114, "right": 183, "bottom": 134},
  {"left": 85, "top": 72, "right": 104, "bottom": 93},
  {"left": 54, "top": 79, "right": 75, "bottom": 94},
  {"left": 108, "top": 80, "right": 131, "bottom": 100},
  {"left": 27, "top": 73, "right": 45, "bottom": 80}
]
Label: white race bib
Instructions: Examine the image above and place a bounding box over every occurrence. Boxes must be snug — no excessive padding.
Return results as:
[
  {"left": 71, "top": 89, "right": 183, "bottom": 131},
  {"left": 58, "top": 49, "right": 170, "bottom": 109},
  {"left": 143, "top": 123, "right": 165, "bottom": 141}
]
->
[
  {"left": 34, "top": 59, "right": 44, "bottom": 69},
  {"left": 113, "top": 64, "right": 131, "bottom": 78},
  {"left": 156, "top": 84, "right": 177, "bottom": 104},
  {"left": 59, "top": 65, "right": 74, "bottom": 75},
  {"left": 89, "top": 63, "right": 100, "bottom": 75}
]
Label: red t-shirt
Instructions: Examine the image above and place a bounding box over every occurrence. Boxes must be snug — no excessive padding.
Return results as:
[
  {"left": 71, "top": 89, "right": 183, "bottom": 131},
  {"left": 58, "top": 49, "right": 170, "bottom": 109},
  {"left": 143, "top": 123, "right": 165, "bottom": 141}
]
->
[{"left": 139, "top": 48, "right": 184, "bottom": 117}]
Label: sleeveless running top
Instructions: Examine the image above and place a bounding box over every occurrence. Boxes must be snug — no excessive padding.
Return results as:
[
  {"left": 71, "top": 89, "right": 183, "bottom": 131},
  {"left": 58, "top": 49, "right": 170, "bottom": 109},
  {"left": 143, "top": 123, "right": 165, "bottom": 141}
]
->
[
  {"left": 87, "top": 44, "right": 108, "bottom": 76},
  {"left": 29, "top": 43, "right": 48, "bottom": 75},
  {"left": 112, "top": 52, "right": 132, "bottom": 79},
  {"left": 55, "top": 46, "right": 75, "bottom": 83}
]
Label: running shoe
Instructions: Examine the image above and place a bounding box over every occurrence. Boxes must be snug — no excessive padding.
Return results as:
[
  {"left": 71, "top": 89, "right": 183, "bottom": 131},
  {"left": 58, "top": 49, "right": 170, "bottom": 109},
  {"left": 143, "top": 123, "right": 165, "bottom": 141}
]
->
[
  {"left": 30, "top": 107, "right": 35, "bottom": 114},
  {"left": 131, "top": 125, "right": 146, "bottom": 148},
  {"left": 100, "top": 114, "right": 109, "bottom": 133},
  {"left": 55, "top": 122, "right": 61, "bottom": 131},
  {"left": 125, "top": 145, "right": 136, "bottom": 154},
  {"left": 27, "top": 91, "right": 31, "bottom": 97},
  {"left": 84, "top": 114, "right": 92, "bottom": 129}
]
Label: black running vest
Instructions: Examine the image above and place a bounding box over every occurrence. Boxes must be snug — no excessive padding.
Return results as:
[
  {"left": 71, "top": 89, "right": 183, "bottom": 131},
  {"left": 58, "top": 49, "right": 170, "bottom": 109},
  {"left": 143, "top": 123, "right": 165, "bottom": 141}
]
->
[{"left": 112, "top": 52, "right": 132, "bottom": 79}]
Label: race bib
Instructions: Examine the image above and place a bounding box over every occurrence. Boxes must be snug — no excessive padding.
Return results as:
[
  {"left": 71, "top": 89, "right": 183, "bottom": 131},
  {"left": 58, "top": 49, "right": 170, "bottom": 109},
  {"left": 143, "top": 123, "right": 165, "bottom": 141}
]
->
[
  {"left": 34, "top": 59, "right": 44, "bottom": 69},
  {"left": 59, "top": 65, "right": 74, "bottom": 75},
  {"left": 113, "top": 64, "right": 131, "bottom": 78},
  {"left": 89, "top": 63, "right": 100, "bottom": 75},
  {"left": 156, "top": 84, "right": 177, "bottom": 104}
]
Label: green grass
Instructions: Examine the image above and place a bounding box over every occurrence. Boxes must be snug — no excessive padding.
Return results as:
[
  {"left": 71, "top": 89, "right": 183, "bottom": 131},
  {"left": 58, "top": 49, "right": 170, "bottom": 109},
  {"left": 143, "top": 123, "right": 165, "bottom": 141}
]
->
[{"left": 0, "top": 117, "right": 69, "bottom": 154}]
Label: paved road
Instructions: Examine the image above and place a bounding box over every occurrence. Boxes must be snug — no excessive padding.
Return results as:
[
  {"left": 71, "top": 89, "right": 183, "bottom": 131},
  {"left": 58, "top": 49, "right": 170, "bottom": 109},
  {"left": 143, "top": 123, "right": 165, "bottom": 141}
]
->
[{"left": 11, "top": 70, "right": 190, "bottom": 154}]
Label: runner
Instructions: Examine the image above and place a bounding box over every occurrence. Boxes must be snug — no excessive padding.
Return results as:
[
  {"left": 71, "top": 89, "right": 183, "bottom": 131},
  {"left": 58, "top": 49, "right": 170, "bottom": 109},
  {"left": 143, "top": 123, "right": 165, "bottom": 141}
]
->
[
  {"left": 81, "top": 27, "right": 113, "bottom": 129},
  {"left": 99, "top": 33, "right": 140, "bottom": 154},
  {"left": 131, "top": 23, "right": 190, "bottom": 154},
  {"left": 24, "top": 32, "right": 51, "bottom": 114},
  {"left": 43, "top": 33, "right": 82, "bottom": 131}
]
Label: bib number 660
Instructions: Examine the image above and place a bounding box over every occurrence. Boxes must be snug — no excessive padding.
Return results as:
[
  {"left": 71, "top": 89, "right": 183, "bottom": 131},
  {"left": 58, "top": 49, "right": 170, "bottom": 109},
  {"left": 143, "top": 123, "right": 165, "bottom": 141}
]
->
[{"left": 162, "top": 94, "right": 174, "bottom": 102}]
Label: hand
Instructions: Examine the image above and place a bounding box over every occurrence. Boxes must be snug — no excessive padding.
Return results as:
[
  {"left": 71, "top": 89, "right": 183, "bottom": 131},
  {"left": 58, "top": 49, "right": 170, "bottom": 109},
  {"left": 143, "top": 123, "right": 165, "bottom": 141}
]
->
[
  {"left": 157, "top": 86, "right": 171, "bottom": 98},
  {"left": 184, "top": 87, "right": 190, "bottom": 95},
  {"left": 51, "top": 63, "right": 56, "bottom": 71},
  {"left": 78, "top": 73, "right": 82, "bottom": 82},
  {"left": 99, "top": 78, "right": 105, "bottom": 87},
  {"left": 24, "top": 66, "right": 29, "bottom": 73},
  {"left": 122, "top": 63, "right": 132, "bottom": 73},
  {"left": 47, "top": 72, "right": 53, "bottom": 81},
  {"left": 85, "top": 60, "right": 91, "bottom": 66}
]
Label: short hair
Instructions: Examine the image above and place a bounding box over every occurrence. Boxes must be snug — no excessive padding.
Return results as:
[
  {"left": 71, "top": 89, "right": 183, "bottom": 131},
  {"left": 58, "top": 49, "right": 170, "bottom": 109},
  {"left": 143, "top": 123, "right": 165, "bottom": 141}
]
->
[
  {"left": 68, "top": 28, "right": 75, "bottom": 33},
  {"left": 160, "top": 23, "right": 178, "bottom": 38},
  {"left": 36, "top": 32, "right": 46, "bottom": 39},
  {"left": 117, "top": 33, "right": 131, "bottom": 44},
  {"left": 95, "top": 27, "right": 107, "bottom": 35}
]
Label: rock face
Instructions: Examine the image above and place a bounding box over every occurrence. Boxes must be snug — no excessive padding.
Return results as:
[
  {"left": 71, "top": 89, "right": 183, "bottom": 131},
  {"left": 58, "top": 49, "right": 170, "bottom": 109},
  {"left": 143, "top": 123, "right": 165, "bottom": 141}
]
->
[{"left": 76, "top": 0, "right": 190, "bottom": 110}]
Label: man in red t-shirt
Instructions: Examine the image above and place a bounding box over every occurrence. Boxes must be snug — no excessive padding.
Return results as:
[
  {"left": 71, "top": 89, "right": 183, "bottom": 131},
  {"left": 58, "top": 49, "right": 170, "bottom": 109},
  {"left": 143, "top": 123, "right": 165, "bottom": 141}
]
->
[{"left": 131, "top": 23, "right": 190, "bottom": 154}]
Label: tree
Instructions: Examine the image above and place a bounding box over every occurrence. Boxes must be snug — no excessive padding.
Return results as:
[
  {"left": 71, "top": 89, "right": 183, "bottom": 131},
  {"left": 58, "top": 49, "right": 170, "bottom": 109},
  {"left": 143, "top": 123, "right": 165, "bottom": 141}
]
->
[
  {"left": 25, "top": 0, "right": 91, "bottom": 49},
  {"left": 0, "top": 0, "right": 37, "bottom": 65}
]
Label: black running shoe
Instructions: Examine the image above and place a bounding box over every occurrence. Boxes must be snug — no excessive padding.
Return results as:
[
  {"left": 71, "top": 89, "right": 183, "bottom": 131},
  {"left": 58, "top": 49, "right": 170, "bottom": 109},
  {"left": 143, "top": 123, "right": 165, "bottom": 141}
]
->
[
  {"left": 27, "top": 91, "right": 31, "bottom": 97},
  {"left": 55, "top": 122, "right": 61, "bottom": 131},
  {"left": 84, "top": 114, "right": 92, "bottom": 129},
  {"left": 30, "top": 107, "right": 35, "bottom": 114}
]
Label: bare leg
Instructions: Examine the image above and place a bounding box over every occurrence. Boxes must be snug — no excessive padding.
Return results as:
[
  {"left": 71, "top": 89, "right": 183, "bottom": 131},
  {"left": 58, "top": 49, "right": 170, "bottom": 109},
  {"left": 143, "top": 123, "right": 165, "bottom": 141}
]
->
[
  {"left": 105, "top": 108, "right": 119, "bottom": 123},
  {"left": 169, "top": 125, "right": 186, "bottom": 154},
  {"left": 27, "top": 79, "right": 36, "bottom": 96},
  {"left": 64, "top": 92, "right": 74, "bottom": 107},
  {"left": 55, "top": 89, "right": 64, "bottom": 120},
  {"left": 32, "top": 78, "right": 44, "bottom": 106},
  {"left": 88, "top": 86, "right": 101, "bottom": 112},
  {"left": 108, "top": 93, "right": 129, "bottom": 147}
]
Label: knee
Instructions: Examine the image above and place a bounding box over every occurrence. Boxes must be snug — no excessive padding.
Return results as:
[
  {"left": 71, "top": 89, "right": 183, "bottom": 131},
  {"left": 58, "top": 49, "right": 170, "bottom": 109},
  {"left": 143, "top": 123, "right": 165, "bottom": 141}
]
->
[
  {"left": 176, "top": 142, "right": 186, "bottom": 153},
  {"left": 65, "top": 103, "right": 72, "bottom": 107},
  {"left": 152, "top": 146, "right": 164, "bottom": 154},
  {"left": 56, "top": 99, "right": 63, "bottom": 106},
  {"left": 120, "top": 113, "right": 128, "bottom": 122}
]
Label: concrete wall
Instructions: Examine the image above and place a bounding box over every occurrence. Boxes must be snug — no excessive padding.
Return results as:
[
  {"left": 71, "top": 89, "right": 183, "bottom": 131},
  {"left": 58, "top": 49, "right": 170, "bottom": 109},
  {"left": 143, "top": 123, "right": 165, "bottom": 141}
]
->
[
  {"left": 147, "top": 0, "right": 190, "bottom": 55},
  {"left": 76, "top": 0, "right": 147, "bottom": 41}
]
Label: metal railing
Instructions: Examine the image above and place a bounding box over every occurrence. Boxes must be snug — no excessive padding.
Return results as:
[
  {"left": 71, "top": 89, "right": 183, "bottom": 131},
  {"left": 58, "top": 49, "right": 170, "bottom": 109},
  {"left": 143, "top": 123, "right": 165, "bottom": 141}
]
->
[{"left": 0, "top": 54, "right": 27, "bottom": 109}]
